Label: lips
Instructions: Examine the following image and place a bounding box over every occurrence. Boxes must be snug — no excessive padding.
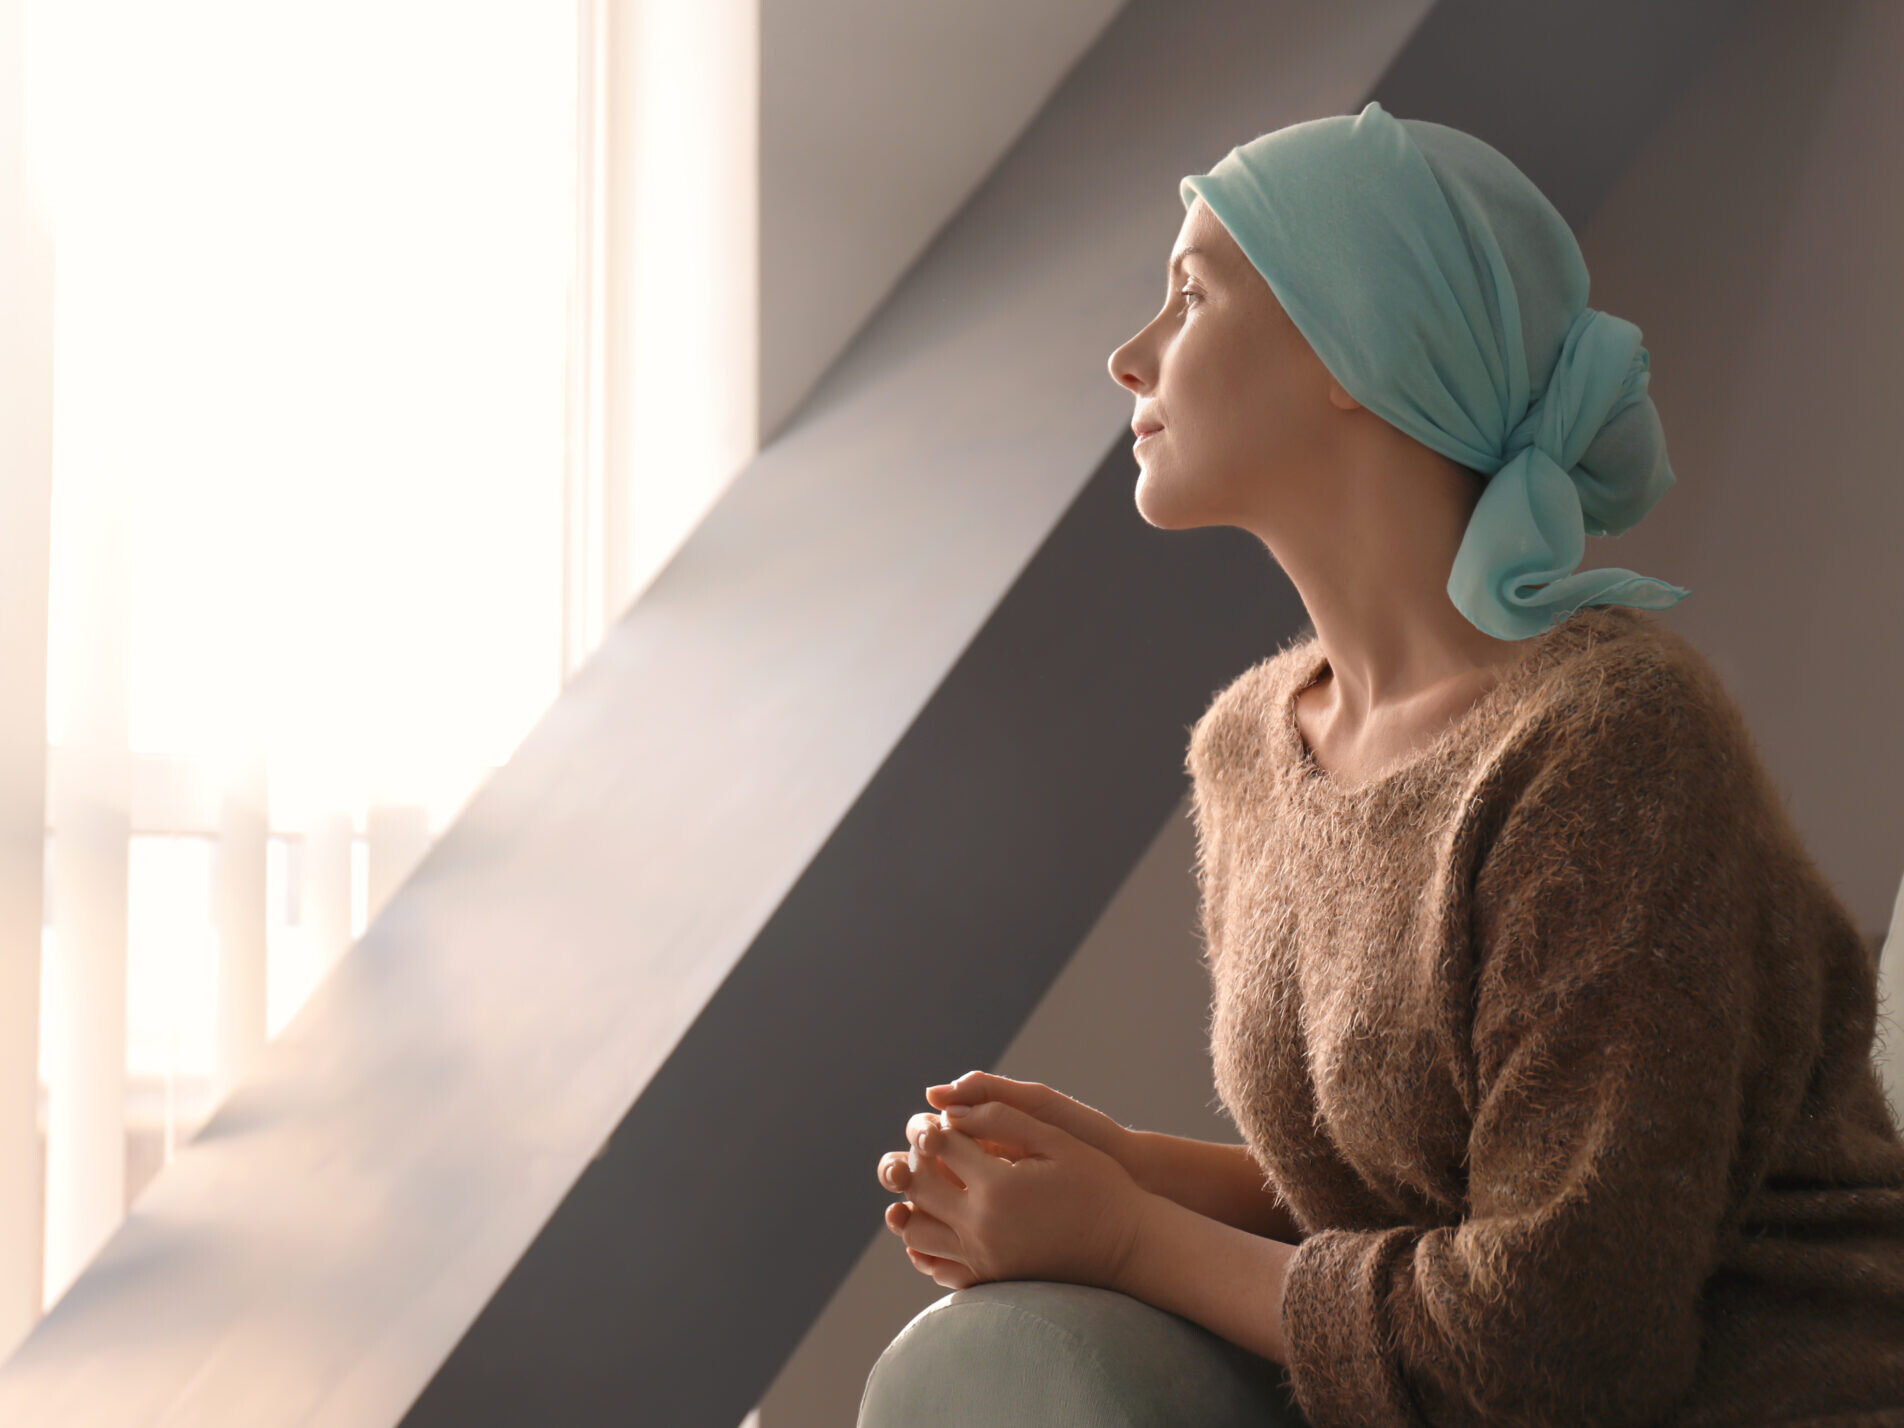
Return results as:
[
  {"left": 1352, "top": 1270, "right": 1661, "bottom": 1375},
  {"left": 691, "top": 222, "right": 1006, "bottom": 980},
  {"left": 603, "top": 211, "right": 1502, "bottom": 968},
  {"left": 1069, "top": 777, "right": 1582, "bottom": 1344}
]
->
[{"left": 1132, "top": 423, "right": 1163, "bottom": 439}]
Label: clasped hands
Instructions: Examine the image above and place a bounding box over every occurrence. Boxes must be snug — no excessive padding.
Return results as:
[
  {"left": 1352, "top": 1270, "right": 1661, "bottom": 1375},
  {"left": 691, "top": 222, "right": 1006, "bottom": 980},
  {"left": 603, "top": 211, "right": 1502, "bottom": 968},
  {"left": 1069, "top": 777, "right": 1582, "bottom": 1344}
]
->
[{"left": 876, "top": 1070, "right": 1152, "bottom": 1293}]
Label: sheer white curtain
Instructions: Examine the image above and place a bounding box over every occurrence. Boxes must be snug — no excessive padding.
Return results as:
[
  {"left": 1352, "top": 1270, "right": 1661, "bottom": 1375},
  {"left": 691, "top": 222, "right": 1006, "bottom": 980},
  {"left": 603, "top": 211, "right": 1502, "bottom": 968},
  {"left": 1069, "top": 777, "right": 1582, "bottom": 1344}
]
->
[
  {"left": 1, "top": 0, "right": 758, "bottom": 1365},
  {"left": 28, "top": 0, "right": 580, "bottom": 1321}
]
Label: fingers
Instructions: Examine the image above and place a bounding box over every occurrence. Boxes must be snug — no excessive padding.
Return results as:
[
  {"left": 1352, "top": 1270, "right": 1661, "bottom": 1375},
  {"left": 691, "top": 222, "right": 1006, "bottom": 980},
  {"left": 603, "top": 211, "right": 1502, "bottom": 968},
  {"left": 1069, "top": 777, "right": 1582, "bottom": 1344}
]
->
[
  {"left": 887, "top": 1202, "right": 955, "bottom": 1279},
  {"left": 903, "top": 1115, "right": 1016, "bottom": 1218},
  {"left": 878, "top": 1093, "right": 1018, "bottom": 1199},
  {"left": 884, "top": 1149, "right": 977, "bottom": 1289},
  {"left": 879, "top": 1115, "right": 941, "bottom": 1192},
  {"left": 905, "top": 1242, "right": 971, "bottom": 1289},
  {"left": 913, "top": 1119, "right": 1009, "bottom": 1193},
  {"left": 905, "top": 1110, "right": 945, "bottom": 1153},
  {"left": 885, "top": 1203, "right": 949, "bottom": 1273},
  {"left": 926, "top": 1069, "right": 1011, "bottom": 1109},
  {"left": 902, "top": 1123, "right": 963, "bottom": 1219},
  {"left": 901, "top": 1111, "right": 951, "bottom": 1181},
  {"left": 890, "top": 1198, "right": 965, "bottom": 1263},
  {"left": 917, "top": 1250, "right": 978, "bottom": 1290},
  {"left": 878, "top": 1151, "right": 908, "bottom": 1192},
  {"left": 924, "top": 1072, "right": 977, "bottom": 1108},
  {"left": 880, "top": 1140, "right": 969, "bottom": 1197},
  {"left": 931, "top": 1100, "right": 1058, "bottom": 1166}
]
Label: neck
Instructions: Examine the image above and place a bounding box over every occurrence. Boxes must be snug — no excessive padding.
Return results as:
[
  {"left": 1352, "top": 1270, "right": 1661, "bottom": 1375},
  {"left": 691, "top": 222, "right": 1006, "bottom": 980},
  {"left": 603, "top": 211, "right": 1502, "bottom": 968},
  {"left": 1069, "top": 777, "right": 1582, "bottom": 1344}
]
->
[{"left": 1242, "top": 446, "right": 1530, "bottom": 726}]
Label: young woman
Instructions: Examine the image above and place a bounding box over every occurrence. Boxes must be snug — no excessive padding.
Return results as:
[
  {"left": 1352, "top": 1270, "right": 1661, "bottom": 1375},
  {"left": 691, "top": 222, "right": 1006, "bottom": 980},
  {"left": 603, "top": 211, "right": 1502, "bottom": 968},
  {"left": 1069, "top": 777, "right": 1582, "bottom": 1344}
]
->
[{"left": 863, "top": 102, "right": 1904, "bottom": 1426}]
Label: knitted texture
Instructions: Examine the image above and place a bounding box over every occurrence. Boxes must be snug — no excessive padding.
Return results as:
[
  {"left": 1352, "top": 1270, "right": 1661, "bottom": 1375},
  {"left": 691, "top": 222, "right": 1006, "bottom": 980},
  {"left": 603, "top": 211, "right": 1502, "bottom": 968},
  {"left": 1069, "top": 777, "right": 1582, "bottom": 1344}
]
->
[{"left": 1185, "top": 604, "right": 1904, "bottom": 1426}]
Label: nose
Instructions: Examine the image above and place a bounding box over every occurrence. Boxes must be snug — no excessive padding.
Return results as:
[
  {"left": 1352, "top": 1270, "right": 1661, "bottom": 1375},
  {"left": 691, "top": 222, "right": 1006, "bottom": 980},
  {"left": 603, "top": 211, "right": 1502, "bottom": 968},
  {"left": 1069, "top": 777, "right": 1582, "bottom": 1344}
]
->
[{"left": 1107, "top": 330, "right": 1148, "bottom": 395}]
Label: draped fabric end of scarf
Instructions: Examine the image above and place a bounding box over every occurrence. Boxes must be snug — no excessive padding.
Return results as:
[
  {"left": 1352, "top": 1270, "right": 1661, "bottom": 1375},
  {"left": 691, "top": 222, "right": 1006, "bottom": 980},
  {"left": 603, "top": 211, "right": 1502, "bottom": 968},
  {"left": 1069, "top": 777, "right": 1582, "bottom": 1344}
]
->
[
  {"left": 1181, "top": 102, "right": 1691, "bottom": 641},
  {"left": 1445, "top": 435, "right": 1693, "bottom": 641}
]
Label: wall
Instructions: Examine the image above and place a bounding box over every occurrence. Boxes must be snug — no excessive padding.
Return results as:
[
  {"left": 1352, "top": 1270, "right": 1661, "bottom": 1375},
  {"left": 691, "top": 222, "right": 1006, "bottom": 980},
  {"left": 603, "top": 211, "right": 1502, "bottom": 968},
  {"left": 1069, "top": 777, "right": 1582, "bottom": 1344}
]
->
[{"left": 758, "top": 0, "right": 1127, "bottom": 446}]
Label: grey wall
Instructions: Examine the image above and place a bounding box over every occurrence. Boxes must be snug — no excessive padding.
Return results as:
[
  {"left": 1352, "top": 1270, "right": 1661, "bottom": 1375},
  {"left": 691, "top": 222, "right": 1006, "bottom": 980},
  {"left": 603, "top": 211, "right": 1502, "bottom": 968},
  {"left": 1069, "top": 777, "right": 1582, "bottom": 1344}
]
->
[{"left": 759, "top": 0, "right": 1128, "bottom": 445}]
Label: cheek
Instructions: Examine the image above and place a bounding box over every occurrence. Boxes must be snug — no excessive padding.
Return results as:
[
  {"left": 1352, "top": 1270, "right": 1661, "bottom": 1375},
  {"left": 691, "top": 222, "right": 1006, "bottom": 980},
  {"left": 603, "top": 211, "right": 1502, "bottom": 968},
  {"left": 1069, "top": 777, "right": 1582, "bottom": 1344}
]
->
[{"left": 1170, "top": 337, "right": 1287, "bottom": 476}]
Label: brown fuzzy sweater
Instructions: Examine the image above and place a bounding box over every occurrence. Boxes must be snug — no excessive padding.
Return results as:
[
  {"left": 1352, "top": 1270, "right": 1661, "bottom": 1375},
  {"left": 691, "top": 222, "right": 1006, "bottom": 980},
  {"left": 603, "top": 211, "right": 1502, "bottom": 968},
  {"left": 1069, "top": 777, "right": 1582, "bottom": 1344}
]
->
[{"left": 1185, "top": 604, "right": 1904, "bottom": 1427}]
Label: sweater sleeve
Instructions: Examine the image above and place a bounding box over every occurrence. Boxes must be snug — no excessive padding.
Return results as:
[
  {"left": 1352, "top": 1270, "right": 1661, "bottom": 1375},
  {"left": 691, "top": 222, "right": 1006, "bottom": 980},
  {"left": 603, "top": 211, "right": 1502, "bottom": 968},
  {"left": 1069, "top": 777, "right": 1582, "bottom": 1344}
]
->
[{"left": 1279, "top": 659, "right": 1771, "bottom": 1428}]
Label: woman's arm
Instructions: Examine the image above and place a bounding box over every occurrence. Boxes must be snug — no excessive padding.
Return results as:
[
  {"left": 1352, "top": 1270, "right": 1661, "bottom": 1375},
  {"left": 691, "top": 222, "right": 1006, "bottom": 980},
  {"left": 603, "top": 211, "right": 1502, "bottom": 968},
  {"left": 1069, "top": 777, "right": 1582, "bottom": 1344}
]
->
[{"left": 1125, "top": 1130, "right": 1302, "bottom": 1244}]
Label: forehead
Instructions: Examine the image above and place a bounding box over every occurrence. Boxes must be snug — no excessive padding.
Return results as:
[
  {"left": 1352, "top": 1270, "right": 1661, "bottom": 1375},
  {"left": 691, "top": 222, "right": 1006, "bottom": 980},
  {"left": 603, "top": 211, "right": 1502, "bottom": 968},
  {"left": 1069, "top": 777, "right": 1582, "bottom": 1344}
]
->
[{"left": 1168, "top": 198, "right": 1238, "bottom": 276}]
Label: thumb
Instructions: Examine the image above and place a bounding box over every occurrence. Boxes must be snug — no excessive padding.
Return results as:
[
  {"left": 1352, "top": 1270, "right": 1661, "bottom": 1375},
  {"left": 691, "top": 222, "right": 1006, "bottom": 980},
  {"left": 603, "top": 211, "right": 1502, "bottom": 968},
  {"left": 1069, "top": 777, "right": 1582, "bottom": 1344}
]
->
[
  {"left": 943, "top": 1099, "right": 1064, "bottom": 1158},
  {"left": 931, "top": 1073, "right": 1105, "bottom": 1145},
  {"left": 930, "top": 1071, "right": 1055, "bottom": 1118}
]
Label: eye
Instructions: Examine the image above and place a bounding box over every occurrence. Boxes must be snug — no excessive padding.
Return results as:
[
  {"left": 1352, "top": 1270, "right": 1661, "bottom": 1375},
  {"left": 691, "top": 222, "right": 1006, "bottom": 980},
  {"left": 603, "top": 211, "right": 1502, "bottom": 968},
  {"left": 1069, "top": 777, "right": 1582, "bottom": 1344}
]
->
[{"left": 1178, "top": 285, "right": 1202, "bottom": 310}]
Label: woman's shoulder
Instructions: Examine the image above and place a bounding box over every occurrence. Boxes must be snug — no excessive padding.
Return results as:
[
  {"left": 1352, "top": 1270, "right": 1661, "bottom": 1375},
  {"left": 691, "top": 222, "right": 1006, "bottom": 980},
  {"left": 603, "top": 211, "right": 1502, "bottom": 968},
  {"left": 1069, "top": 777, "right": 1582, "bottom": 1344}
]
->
[
  {"left": 1487, "top": 605, "right": 1775, "bottom": 840},
  {"left": 1184, "top": 627, "right": 1321, "bottom": 786},
  {"left": 1516, "top": 606, "right": 1753, "bottom": 763}
]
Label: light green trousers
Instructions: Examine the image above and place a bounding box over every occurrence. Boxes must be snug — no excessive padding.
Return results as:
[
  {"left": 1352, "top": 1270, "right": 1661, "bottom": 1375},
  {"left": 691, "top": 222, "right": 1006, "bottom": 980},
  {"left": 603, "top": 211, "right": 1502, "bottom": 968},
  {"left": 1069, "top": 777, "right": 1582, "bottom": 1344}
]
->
[{"left": 857, "top": 1280, "right": 1311, "bottom": 1427}]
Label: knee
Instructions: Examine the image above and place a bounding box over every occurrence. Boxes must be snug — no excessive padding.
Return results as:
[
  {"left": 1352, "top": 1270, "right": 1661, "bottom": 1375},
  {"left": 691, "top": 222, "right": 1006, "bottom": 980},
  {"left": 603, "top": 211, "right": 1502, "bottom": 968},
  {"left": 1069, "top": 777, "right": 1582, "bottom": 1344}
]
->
[
  {"left": 856, "top": 1282, "right": 1135, "bottom": 1428},
  {"left": 856, "top": 1280, "right": 1303, "bottom": 1428}
]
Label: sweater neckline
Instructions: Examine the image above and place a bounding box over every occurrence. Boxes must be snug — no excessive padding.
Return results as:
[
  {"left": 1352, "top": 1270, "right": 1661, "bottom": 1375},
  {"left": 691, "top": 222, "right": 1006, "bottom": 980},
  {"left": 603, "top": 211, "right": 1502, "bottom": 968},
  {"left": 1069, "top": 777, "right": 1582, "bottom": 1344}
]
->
[{"left": 1280, "top": 606, "right": 1624, "bottom": 800}]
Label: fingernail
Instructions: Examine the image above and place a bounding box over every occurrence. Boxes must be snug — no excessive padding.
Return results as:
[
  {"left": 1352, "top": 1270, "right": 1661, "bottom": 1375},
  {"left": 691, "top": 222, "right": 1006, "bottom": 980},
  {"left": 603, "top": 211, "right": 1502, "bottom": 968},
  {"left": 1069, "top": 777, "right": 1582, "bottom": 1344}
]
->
[
  {"left": 945, "top": 1103, "right": 970, "bottom": 1119},
  {"left": 907, "top": 1149, "right": 919, "bottom": 1173}
]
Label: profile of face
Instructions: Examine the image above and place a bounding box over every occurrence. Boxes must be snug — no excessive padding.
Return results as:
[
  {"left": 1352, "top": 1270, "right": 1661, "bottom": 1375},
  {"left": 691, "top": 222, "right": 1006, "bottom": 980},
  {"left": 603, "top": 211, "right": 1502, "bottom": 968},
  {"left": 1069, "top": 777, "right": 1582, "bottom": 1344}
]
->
[{"left": 1107, "top": 197, "right": 1364, "bottom": 534}]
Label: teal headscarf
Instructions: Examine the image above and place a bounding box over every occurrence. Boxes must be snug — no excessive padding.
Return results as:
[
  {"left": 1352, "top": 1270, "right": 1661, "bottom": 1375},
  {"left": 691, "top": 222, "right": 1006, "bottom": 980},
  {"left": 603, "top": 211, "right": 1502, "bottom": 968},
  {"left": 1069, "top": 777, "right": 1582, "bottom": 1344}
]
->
[{"left": 1179, "top": 100, "right": 1690, "bottom": 641}]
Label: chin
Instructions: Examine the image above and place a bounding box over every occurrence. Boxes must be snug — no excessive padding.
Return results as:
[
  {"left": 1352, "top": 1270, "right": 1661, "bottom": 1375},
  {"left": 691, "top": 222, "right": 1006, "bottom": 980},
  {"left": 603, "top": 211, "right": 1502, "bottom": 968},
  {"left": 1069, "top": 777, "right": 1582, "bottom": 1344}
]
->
[{"left": 1133, "top": 471, "right": 1213, "bottom": 531}]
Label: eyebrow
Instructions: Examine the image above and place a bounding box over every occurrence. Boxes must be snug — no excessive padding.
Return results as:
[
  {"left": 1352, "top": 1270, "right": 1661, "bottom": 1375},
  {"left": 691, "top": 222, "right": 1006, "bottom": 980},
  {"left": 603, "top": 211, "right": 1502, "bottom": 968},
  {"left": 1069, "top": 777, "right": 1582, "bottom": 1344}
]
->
[{"left": 1167, "top": 245, "right": 1210, "bottom": 281}]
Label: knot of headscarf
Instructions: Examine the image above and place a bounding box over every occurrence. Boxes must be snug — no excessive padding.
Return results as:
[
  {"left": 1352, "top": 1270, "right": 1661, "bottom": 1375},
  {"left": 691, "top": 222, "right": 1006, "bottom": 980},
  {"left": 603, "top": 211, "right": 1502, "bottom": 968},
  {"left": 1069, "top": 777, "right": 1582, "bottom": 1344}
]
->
[
  {"left": 1458, "top": 304, "right": 1684, "bottom": 636},
  {"left": 1179, "top": 101, "right": 1690, "bottom": 640}
]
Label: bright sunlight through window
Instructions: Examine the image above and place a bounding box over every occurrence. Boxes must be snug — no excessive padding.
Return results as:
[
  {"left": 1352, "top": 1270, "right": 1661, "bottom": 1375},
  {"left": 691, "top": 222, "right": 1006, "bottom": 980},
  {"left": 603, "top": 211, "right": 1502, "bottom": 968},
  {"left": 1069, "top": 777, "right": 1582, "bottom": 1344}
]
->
[
  {"left": 30, "top": 0, "right": 577, "bottom": 1182},
  {"left": 36, "top": 0, "right": 574, "bottom": 779}
]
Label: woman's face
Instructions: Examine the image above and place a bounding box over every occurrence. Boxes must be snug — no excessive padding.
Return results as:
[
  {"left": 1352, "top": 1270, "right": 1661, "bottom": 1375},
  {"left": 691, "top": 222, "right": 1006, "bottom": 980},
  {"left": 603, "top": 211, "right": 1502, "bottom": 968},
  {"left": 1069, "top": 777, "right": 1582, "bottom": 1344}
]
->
[{"left": 1108, "top": 197, "right": 1349, "bottom": 533}]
